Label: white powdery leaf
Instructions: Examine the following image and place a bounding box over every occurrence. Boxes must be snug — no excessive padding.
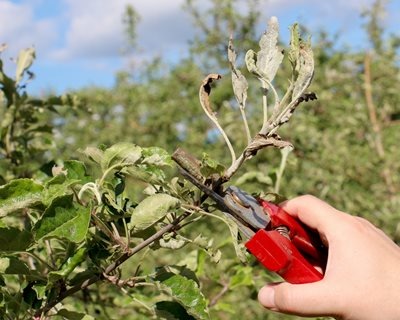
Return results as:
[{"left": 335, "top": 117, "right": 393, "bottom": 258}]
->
[
  {"left": 256, "top": 16, "right": 284, "bottom": 85},
  {"left": 292, "top": 43, "right": 314, "bottom": 99}
]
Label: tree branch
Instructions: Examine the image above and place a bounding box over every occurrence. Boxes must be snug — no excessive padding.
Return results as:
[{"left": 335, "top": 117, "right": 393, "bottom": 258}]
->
[
  {"left": 363, "top": 52, "right": 395, "bottom": 194},
  {"left": 35, "top": 211, "right": 192, "bottom": 317}
]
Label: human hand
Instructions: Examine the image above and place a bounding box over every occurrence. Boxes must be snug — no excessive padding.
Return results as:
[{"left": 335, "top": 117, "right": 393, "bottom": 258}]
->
[{"left": 258, "top": 195, "right": 400, "bottom": 319}]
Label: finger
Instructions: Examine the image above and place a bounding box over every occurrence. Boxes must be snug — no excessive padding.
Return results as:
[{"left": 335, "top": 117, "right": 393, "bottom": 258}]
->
[
  {"left": 279, "top": 195, "right": 343, "bottom": 233},
  {"left": 258, "top": 282, "right": 341, "bottom": 317}
]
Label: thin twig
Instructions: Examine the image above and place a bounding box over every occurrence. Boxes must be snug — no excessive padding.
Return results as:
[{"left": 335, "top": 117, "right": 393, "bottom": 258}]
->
[{"left": 208, "top": 280, "right": 230, "bottom": 307}]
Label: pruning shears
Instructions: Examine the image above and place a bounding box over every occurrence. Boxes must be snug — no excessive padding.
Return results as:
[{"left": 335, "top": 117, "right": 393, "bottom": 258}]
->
[{"left": 173, "top": 151, "right": 327, "bottom": 284}]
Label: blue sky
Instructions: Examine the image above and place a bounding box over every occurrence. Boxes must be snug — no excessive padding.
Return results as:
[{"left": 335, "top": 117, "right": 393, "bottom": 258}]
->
[{"left": 0, "top": 0, "right": 398, "bottom": 96}]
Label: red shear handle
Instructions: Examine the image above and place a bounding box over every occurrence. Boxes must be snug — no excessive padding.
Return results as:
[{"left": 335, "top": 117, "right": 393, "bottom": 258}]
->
[
  {"left": 259, "top": 200, "right": 327, "bottom": 268},
  {"left": 245, "top": 230, "right": 323, "bottom": 284}
]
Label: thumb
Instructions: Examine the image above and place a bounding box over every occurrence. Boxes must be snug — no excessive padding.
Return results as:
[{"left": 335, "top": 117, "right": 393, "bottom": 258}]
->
[{"left": 258, "top": 282, "right": 339, "bottom": 317}]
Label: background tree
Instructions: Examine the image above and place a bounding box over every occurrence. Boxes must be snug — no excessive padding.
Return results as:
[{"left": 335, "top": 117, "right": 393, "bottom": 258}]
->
[{"left": 0, "top": 0, "right": 399, "bottom": 319}]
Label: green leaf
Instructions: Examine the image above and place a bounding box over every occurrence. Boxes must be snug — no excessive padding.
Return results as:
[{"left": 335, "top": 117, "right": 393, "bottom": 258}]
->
[
  {"left": 33, "top": 195, "right": 90, "bottom": 243},
  {"left": 57, "top": 309, "right": 95, "bottom": 320},
  {"left": 63, "top": 160, "right": 90, "bottom": 181},
  {"left": 158, "top": 274, "right": 209, "bottom": 320},
  {"left": 129, "top": 194, "right": 180, "bottom": 231},
  {"left": 0, "top": 257, "right": 30, "bottom": 275},
  {"left": 155, "top": 301, "right": 196, "bottom": 320},
  {"left": 142, "top": 146, "right": 173, "bottom": 166},
  {"left": 200, "top": 153, "right": 225, "bottom": 177},
  {"left": 42, "top": 174, "right": 80, "bottom": 206},
  {"left": 82, "top": 146, "right": 104, "bottom": 164},
  {"left": 224, "top": 217, "right": 248, "bottom": 263},
  {"left": 235, "top": 171, "right": 273, "bottom": 186},
  {"left": 48, "top": 247, "right": 87, "bottom": 284},
  {"left": 0, "top": 227, "right": 33, "bottom": 251},
  {"left": 229, "top": 266, "right": 254, "bottom": 289},
  {"left": 101, "top": 142, "right": 142, "bottom": 171},
  {"left": 0, "top": 179, "right": 43, "bottom": 217},
  {"left": 15, "top": 47, "right": 36, "bottom": 84}
]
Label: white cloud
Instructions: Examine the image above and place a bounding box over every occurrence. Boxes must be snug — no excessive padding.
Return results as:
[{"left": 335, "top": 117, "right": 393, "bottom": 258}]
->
[
  {"left": 0, "top": 0, "right": 57, "bottom": 57},
  {"left": 50, "top": 0, "right": 192, "bottom": 62},
  {"left": 51, "top": 0, "right": 127, "bottom": 60}
]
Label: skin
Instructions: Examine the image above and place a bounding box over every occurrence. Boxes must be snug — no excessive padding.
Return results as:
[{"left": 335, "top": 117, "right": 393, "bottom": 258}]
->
[{"left": 258, "top": 195, "right": 400, "bottom": 320}]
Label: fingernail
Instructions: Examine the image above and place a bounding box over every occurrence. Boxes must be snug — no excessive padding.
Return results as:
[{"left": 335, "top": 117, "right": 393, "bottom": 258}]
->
[{"left": 258, "top": 286, "right": 276, "bottom": 308}]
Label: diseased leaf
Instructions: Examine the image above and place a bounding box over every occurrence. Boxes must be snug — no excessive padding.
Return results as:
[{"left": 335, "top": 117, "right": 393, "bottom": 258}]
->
[
  {"left": 101, "top": 142, "right": 142, "bottom": 171},
  {"left": 289, "top": 23, "right": 314, "bottom": 99},
  {"left": 0, "top": 179, "right": 43, "bottom": 217},
  {"left": 33, "top": 195, "right": 90, "bottom": 243},
  {"left": 15, "top": 47, "right": 35, "bottom": 84},
  {"left": 288, "top": 23, "right": 300, "bottom": 69},
  {"left": 256, "top": 16, "right": 284, "bottom": 86},
  {"left": 228, "top": 38, "right": 248, "bottom": 107},
  {"left": 0, "top": 227, "right": 33, "bottom": 251},
  {"left": 244, "top": 133, "right": 293, "bottom": 158},
  {"left": 199, "top": 74, "right": 221, "bottom": 117},
  {"left": 0, "top": 256, "right": 30, "bottom": 275},
  {"left": 160, "top": 234, "right": 187, "bottom": 249},
  {"left": 292, "top": 42, "right": 314, "bottom": 99},
  {"left": 158, "top": 274, "right": 210, "bottom": 320},
  {"left": 191, "top": 235, "right": 221, "bottom": 263},
  {"left": 129, "top": 194, "right": 180, "bottom": 231},
  {"left": 245, "top": 49, "right": 258, "bottom": 75}
]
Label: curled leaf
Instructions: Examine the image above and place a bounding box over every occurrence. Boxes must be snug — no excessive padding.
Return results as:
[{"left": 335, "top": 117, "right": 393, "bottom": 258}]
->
[
  {"left": 244, "top": 133, "right": 293, "bottom": 158},
  {"left": 289, "top": 24, "right": 314, "bottom": 99},
  {"left": 160, "top": 233, "right": 187, "bottom": 249},
  {"left": 199, "top": 73, "right": 222, "bottom": 117},
  {"left": 15, "top": 47, "right": 36, "bottom": 85},
  {"left": 245, "top": 49, "right": 258, "bottom": 75}
]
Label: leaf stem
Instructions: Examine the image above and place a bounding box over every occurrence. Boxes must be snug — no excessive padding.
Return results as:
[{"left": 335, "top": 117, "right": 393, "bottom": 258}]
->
[
  {"left": 274, "top": 147, "right": 292, "bottom": 194},
  {"left": 262, "top": 81, "right": 268, "bottom": 124},
  {"left": 239, "top": 106, "right": 251, "bottom": 144}
]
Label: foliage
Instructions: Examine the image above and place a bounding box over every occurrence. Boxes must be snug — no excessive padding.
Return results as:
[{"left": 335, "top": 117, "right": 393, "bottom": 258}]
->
[
  {"left": 0, "top": 46, "right": 83, "bottom": 183},
  {"left": 0, "top": 0, "right": 399, "bottom": 319}
]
